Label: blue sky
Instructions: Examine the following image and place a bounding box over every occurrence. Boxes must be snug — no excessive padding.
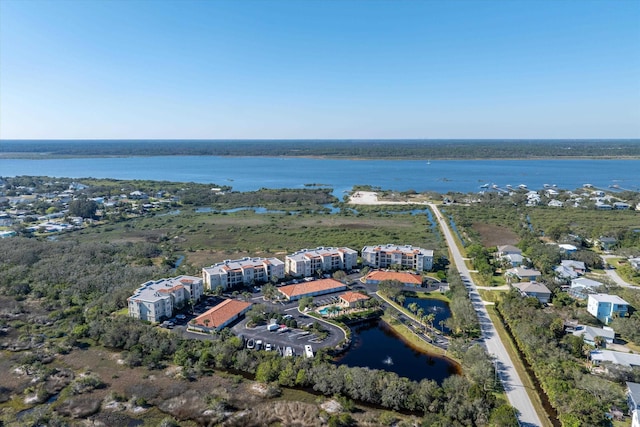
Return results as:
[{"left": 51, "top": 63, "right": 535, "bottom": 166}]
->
[{"left": 1, "top": 0, "right": 639, "bottom": 139}]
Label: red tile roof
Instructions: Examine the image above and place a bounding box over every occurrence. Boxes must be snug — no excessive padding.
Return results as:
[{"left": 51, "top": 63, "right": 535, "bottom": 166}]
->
[
  {"left": 194, "top": 299, "right": 252, "bottom": 329},
  {"left": 278, "top": 279, "right": 346, "bottom": 299},
  {"left": 365, "top": 271, "right": 423, "bottom": 285},
  {"left": 339, "top": 291, "right": 370, "bottom": 304}
]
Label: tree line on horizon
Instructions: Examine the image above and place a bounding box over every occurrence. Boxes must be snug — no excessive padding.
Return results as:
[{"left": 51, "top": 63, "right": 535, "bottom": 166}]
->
[{"left": 2, "top": 139, "right": 640, "bottom": 159}]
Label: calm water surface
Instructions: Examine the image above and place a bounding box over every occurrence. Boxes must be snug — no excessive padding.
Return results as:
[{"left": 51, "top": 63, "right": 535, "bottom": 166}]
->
[
  {"left": 403, "top": 297, "right": 451, "bottom": 334},
  {"left": 2, "top": 157, "right": 639, "bottom": 194},
  {"left": 336, "top": 319, "right": 458, "bottom": 384}
]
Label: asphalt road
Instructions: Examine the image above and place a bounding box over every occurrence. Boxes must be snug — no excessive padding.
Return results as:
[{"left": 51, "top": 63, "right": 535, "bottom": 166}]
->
[
  {"left": 601, "top": 254, "right": 638, "bottom": 289},
  {"left": 429, "top": 203, "right": 543, "bottom": 427}
]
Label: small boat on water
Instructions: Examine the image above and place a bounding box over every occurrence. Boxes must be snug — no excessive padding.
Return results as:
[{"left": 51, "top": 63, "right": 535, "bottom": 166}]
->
[
  {"left": 518, "top": 184, "right": 528, "bottom": 189},
  {"left": 246, "top": 338, "right": 255, "bottom": 349},
  {"left": 382, "top": 356, "right": 393, "bottom": 365},
  {"left": 480, "top": 183, "right": 490, "bottom": 189}
]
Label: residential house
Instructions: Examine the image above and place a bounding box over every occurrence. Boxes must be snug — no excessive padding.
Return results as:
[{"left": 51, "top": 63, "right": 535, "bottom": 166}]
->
[
  {"left": 511, "top": 281, "right": 551, "bottom": 304},
  {"left": 501, "top": 253, "right": 524, "bottom": 267},
  {"left": 505, "top": 267, "right": 541, "bottom": 282},
  {"left": 587, "top": 293, "right": 629, "bottom": 324},
  {"left": 555, "top": 260, "right": 587, "bottom": 281},
  {"left": 558, "top": 244, "right": 578, "bottom": 254},
  {"left": 614, "top": 202, "right": 631, "bottom": 210},
  {"left": 361, "top": 244, "right": 434, "bottom": 271},
  {"left": 572, "top": 325, "right": 615, "bottom": 347},
  {"left": 561, "top": 260, "right": 586, "bottom": 274},
  {"left": 570, "top": 277, "right": 604, "bottom": 299},
  {"left": 202, "top": 257, "right": 285, "bottom": 291},
  {"left": 497, "top": 245, "right": 522, "bottom": 257},
  {"left": 548, "top": 199, "right": 563, "bottom": 207},
  {"left": 599, "top": 236, "right": 618, "bottom": 251},
  {"left": 629, "top": 257, "right": 640, "bottom": 271},
  {"left": 128, "top": 275, "right": 203, "bottom": 323},
  {"left": 285, "top": 247, "right": 357, "bottom": 277},
  {"left": 591, "top": 350, "right": 640, "bottom": 369}
]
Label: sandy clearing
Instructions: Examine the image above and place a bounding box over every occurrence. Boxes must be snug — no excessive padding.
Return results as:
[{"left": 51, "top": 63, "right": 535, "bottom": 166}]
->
[{"left": 348, "top": 191, "right": 429, "bottom": 205}]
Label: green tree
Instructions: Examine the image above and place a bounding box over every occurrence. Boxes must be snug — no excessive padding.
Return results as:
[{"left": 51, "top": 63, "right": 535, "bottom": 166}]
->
[
  {"left": 68, "top": 197, "right": 98, "bottom": 219},
  {"left": 489, "top": 404, "right": 519, "bottom": 427}
]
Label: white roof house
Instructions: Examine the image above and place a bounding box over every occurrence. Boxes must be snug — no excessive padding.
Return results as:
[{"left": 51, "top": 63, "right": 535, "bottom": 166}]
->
[
  {"left": 558, "top": 244, "right": 578, "bottom": 253},
  {"left": 587, "top": 294, "right": 630, "bottom": 324},
  {"left": 590, "top": 350, "right": 640, "bottom": 368}
]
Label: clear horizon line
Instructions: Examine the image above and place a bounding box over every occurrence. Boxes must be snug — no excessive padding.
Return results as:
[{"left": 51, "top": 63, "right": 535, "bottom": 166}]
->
[{"left": 2, "top": 138, "right": 640, "bottom": 142}]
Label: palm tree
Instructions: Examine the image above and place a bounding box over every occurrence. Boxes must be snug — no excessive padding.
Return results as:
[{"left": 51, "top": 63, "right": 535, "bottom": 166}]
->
[
  {"left": 425, "top": 313, "right": 436, "bottom": 331},
  {"left": 397, "top": 294, "right": 406, "bottom": 306},
  {"left": 408, "top": 302, "right": 419, "bottom": 314}
]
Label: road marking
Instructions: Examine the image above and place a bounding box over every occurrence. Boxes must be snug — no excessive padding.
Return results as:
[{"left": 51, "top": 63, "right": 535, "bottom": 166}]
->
[{"left": 284, "top": 307, "right": 298, "bottom": 312}]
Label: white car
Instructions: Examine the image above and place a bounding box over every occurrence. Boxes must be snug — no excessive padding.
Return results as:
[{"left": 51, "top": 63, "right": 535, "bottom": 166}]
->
[{"left": 265, "top": 343, "right": 272, "bottom": 351}]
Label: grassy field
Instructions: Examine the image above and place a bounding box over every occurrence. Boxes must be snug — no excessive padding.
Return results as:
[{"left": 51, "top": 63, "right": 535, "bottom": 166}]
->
[
  {"left": 477, "top": 289, "right": 507, "bottom": 303},
  {"left": 66, "top": 210, "right": 443, "bottom": 269},
  {"left": 527, "top": 207, "right": 640, "bottom": 238}
]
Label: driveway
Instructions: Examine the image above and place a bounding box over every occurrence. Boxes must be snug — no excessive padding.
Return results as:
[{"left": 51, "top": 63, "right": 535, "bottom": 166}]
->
[{"left": 429, "top": 203, "right": 543, "bottom": 427}]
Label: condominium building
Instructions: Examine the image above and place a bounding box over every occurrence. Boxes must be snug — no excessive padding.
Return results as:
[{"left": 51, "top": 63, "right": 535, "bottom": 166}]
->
[
  {"left": 361, "top": 244, "right": 434, "bottom": 271},
  {"left": 127, "top": 275, "right": 203, "bottom": 323},
  {"left": 285, "top": 247, "right": 358, "bottom": 277},
  {"left": 202, "top": 257, "right": 285, "bottom": 291}
]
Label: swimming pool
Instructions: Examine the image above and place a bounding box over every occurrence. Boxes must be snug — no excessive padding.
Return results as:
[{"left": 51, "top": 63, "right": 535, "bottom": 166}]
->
[{"left": 318, "top": 306, "right": 339, "bottom": 316}]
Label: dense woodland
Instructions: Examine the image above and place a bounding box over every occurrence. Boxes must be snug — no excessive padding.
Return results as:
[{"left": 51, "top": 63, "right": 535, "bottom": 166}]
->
[{"left": 2, "top": 139, "right": 640, "bottom": 159}]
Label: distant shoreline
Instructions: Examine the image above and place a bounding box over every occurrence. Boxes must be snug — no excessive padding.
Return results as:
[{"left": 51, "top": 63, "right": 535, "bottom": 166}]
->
[
  {"left": 1, "top": 139, "right": 639, "bottom": 160},
  {"left": 1, "top": 153, "right": 640, "bottom": 161}
]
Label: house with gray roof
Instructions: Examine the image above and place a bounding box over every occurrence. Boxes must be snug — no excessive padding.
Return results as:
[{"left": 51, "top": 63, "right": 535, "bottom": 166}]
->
[
  {"left": 569, "top": 277, "right": 604, "bottom": 299},
  {"left": 505, "top": 267, "right": 541, "bottom": 282},
  {"left": 512, "top": 281, "right": 551, "bottom": 304},
  {"left": 572, "top": 325, "right": 615, "bottom": 347},
  {"left": 591, "top": 350, "right": 640, "bottom": 368}
]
